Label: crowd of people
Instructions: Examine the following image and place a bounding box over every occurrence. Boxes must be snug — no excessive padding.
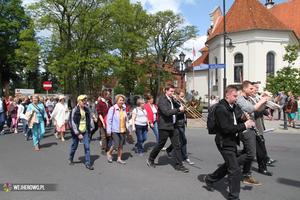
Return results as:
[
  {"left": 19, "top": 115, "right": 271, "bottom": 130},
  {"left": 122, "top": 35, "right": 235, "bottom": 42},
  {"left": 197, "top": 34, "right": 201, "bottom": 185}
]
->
[
  {"left": 0, "top": 87, "right": 194, "bottom": 171},
  {"left": 0, "top": 82, "right": 292, "bottom": 199}
]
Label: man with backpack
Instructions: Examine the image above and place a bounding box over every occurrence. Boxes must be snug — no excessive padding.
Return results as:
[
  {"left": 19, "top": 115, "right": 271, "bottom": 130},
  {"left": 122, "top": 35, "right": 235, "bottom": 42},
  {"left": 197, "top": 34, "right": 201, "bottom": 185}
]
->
[{"left": 204, "top": 85, "right": 254, "bottom": 200}]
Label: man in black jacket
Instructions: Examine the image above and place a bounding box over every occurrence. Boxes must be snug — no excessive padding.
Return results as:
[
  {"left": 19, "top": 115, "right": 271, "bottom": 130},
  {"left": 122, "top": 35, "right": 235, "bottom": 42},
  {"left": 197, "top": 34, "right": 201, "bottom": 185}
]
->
[
  {"left": 204, "top": 85, "right": 254, "bottom": 200},
  {"left": 165, "top": 89, "right": 194, "bottom": 165},
  {"left": 146, "top": 84, "right": 189, "bottom": 172}
]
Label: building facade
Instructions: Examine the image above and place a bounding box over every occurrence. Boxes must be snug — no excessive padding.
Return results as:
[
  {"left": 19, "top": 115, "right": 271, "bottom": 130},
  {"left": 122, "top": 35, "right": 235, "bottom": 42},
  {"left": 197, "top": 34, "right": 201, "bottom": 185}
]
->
[{"left": 187, "top": 0, "right": 300, "bottom": 100}]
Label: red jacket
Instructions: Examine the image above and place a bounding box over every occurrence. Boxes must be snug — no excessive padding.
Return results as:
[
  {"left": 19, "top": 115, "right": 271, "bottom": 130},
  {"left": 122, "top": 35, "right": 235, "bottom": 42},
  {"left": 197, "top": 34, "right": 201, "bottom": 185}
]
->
[
  {"left": 97, "top": 99, "right": 113, "bottom": 127},
  {"left": 5, "top": 99, "right": 10, "bottom": 111},
  {"left": 144, "top": 103, "right": 159, "bottom": 124}
]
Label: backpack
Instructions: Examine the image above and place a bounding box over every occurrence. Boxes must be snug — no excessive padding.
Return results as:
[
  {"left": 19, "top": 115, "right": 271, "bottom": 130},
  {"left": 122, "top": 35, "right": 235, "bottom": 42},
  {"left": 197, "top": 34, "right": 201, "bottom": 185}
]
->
[
  {"left": 207, "top": 103, "right": 225, "bottom": 134},
  {"left": 103, "top": 106, "right": 116, "bottom": 127}
]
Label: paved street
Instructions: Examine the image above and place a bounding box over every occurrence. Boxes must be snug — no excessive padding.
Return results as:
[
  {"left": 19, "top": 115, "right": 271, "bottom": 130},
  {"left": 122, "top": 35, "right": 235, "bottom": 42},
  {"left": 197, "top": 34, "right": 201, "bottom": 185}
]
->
[{"left": 0, "top": 120, "right": 300, "bottom": 200}]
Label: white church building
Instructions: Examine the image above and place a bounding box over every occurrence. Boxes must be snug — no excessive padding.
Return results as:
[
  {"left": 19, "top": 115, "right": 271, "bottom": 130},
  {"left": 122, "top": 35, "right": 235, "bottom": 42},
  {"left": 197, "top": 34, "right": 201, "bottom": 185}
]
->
[{"left": 187, "top": 0, "right": 300, "bottom": 102}]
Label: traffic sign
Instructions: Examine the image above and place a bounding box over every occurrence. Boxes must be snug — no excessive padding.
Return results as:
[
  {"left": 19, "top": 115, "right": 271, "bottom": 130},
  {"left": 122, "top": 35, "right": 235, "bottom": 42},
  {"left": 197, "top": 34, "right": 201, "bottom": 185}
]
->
[
  {"left": 43, "top": 81, "right": 52, "bottom": 91},
  {"left": 209, "top": 64, "right": 226, "bottom": 69}
]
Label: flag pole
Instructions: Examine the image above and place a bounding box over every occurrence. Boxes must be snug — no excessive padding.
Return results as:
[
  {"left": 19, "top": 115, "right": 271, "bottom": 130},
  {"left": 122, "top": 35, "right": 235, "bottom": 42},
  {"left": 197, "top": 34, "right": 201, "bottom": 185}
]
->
[{"left": 193, "top": 43, "right": 195, "bottom": 91}]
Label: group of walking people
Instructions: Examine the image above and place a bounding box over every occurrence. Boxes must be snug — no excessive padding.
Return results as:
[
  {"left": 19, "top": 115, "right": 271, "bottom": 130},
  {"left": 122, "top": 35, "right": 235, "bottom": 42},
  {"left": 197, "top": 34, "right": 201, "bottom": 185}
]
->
[
  {"left": 204, "top": 81, "right": 278, "bottom": 200},
  {"left": 2, "top": 81, "right": 284, "bottom": 199}
]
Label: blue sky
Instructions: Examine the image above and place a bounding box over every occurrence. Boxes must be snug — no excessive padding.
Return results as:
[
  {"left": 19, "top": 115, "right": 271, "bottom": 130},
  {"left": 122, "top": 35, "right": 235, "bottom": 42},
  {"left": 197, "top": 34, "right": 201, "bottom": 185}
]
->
[
  {"left": 22, "top": 0, "right": 289, "bottom": 60},
  {"left": 130, "top": 0, "right": 288, "bottom": 60}
]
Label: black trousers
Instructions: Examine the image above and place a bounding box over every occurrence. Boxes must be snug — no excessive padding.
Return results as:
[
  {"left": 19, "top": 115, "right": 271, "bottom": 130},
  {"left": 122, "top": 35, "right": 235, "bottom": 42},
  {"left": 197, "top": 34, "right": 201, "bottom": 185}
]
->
[
  {"left": 207, "top": 145, "right": 240, "bottom": 200},
  {"left": 90, "top": 120, "right": 99, "bottom": 138},
  {"left": 149, "top": 127, "right": 183, "bottom": 169},
  {"left": 237, "top": 129, "right": 256, "bottom": 176},
  {"left": 256, "top": 135, "right": 268, "bottom": 171}
]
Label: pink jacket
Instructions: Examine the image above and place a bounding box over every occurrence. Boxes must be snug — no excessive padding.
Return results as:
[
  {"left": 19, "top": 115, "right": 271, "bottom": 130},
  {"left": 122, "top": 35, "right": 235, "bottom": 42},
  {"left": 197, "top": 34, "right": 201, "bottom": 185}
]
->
[{"left": 144, "top": 103, "right": 159, "bottom": 124}]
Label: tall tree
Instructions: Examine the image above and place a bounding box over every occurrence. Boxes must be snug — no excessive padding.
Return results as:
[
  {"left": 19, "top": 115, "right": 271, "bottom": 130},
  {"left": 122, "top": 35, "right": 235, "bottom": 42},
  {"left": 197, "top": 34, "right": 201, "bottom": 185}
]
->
[
  {"left": 0, "top": 0, "right": 30, "bottom": 97},
  {"left": 15, "top": 21, "right": 43, "bottom": 92},
  {"left": 146, "top": 10, "right": 198, "bottom": 97},
  {"left": 28, "top": 0, "right": 117, "bottom": 98},
  {"left": 112, "top": 0, "right": 151, "bottom": 95}
]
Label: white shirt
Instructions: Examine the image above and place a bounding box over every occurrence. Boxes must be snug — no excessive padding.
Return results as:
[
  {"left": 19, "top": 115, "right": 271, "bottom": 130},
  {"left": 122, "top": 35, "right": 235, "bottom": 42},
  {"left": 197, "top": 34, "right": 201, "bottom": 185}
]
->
[
  {"left": 0, "top": 100, "right": 3, "bottom": 113},
  {"left": 151, "top": 105, "right": 157, "bottom": 122},
  {"left": 101, "top": 97, "right": 109, "bottom": 107},
  {"left": 166, "top": 95, "right": 176, "bottom": 124}
]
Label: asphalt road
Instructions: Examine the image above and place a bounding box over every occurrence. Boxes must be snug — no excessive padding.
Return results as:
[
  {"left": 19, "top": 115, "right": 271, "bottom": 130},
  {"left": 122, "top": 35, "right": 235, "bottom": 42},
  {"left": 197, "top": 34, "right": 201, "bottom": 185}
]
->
[{"left": 0, "top": 125, "right": 300, "bottom": 200}]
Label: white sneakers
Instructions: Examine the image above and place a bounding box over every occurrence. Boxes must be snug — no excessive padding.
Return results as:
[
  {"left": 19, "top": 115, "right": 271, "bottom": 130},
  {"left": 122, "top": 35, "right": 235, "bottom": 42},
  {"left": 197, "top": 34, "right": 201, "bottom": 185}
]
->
[{"left": 184, "top": 159, "right": 194, "bottom": 165}]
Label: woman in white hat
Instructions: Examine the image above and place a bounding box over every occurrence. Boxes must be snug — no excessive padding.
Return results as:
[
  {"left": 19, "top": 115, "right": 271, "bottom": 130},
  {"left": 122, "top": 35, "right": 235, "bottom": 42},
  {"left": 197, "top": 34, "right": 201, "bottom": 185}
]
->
[{"left": 50, "top": 95, "right": 69, "bottom": 141}]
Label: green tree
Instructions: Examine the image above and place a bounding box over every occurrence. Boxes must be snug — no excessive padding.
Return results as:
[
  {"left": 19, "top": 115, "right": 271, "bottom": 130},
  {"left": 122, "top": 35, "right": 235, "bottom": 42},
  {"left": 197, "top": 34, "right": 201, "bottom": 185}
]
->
[
  {"left": 0, "top": 0, "right": 31, "bottom": 97},
  {"left": 265, "top": 44, "right": 299, "bottom": 96},
  {"left": 29, "top": 0, "right": 116, "bottom": 96},
  {"left": 114, "top": 85, "right": 125, "bottom": 95},
  {"left": 133, "top": 79, "right": 147, "bottom": 95},
  {"left": 144, "top": 10, "right": 198, "bottom": 97},
  {"left": 15, "top": 21, "right": 44, "bottom": 92},
  {"left": 112, "top": 1, "right": 151, "bottom": 95}
]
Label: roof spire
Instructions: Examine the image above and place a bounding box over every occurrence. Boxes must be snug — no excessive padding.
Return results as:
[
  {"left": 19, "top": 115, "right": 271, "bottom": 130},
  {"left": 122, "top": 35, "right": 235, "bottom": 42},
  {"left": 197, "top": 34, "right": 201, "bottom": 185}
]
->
[{"left": 265, "top": 0, "right": 275, "bottom": 9}]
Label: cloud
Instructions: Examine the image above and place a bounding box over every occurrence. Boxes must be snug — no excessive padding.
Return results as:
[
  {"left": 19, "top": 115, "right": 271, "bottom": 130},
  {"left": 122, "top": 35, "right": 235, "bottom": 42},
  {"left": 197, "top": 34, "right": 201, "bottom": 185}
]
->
[
  {"left": 130, "top": 0, "right": 195, "bottom": 14},
  {"left": 180, "top": 35, "right": 207, "bottom": 61},
  {"left": 130, "top": 0, "right": 207, "bottom": 60}
]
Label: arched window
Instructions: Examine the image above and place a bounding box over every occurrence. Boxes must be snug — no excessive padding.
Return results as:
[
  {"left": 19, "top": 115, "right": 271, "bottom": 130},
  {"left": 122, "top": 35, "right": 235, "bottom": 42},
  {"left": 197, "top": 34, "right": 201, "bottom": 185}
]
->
[
  {"left": 234, "top": 54, "right": 243, "bottom": 83},
  {"left": 266, "top": 52, "right": 275, "bottom": 77}
]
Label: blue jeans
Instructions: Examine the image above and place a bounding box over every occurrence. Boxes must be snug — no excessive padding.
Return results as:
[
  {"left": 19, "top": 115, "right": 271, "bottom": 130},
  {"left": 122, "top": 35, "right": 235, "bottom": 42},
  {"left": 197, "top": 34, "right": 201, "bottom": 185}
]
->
[
  {"left": 166, "top": 126, "right": 188, "bottom": 160},
  {"left": 69, "top": 130, "right": 91, "bottom": 165},
  {"left": 0, "top": 112, "right": 5, "bottom": 131},
  {"left": 49, "top": 110, "right": 53, "bottom": 126},
  {"left": 135, "top": 124, "right": 148, "bottom": 154},
  {"left": 32, "top": 120, "right": 45, "bottom": 147},
  {"left": 21, "top": 118, "right": 30, "bottom": 135},
  {"left": 151, "top": 121, "right": 159, "bottom": 143}
]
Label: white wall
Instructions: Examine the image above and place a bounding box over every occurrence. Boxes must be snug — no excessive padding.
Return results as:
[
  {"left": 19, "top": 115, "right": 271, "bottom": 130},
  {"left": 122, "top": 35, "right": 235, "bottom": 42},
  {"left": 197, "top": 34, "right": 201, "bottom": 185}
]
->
[
  {"left": 205, "top": 29, "right": 299, "bottom": 94},
  {"left": 186, "top": 69, "right": 209, "bottom": 103}
]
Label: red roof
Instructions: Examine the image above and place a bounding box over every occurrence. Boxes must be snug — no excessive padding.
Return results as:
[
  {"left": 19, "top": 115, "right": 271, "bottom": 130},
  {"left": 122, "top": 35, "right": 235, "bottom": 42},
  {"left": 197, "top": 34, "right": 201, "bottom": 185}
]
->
[
  {"left": 207, "top": 0, "right": 291, "bottom": 41},
  {"left": 270, "top": 0, "right": 300, "bottom": 38},
  {"left": 199, "top": 46, "right": 209, "bottom": 52},
  {"left": 193, "top": 51, "right": 208, "bottom": 67}
]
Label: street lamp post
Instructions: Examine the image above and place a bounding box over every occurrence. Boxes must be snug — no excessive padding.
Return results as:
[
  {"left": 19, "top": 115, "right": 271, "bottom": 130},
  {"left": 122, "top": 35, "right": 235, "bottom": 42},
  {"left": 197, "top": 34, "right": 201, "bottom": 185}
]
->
[
  {"left": 223, "top": 0, "right": 235, "bottom": 97},
  {"left": 174, "top": 52, "right": 192, "bottom": 89}
]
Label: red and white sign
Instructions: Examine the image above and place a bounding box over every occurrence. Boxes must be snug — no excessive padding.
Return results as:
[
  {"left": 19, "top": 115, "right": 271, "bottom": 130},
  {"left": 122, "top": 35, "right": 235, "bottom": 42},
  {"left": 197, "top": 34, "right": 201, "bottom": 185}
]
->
[{"left": 43, "top": 81, "right": 52, "bottom": 91}]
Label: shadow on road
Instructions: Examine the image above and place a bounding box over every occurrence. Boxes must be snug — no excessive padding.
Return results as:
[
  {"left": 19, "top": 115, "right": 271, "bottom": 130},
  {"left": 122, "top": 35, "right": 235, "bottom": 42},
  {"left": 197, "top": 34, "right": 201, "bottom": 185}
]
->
[
  {"left": 78, "top": 155, "right": 100, "bottom": 165},
  {"left": 157, "top": 155, "right": 175, "bottom": 168},
  {"left": 198, "top": 174, "right": 230, "bottom": 199},
  {"left": 143, "top": 142, "right": 157, "bottom": 152},
  {"left": 277, "top": 177, "right": 300, "bottom": 188},
  {"left": 40, "top": 142, "right": 58, "bottom": 148}
]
